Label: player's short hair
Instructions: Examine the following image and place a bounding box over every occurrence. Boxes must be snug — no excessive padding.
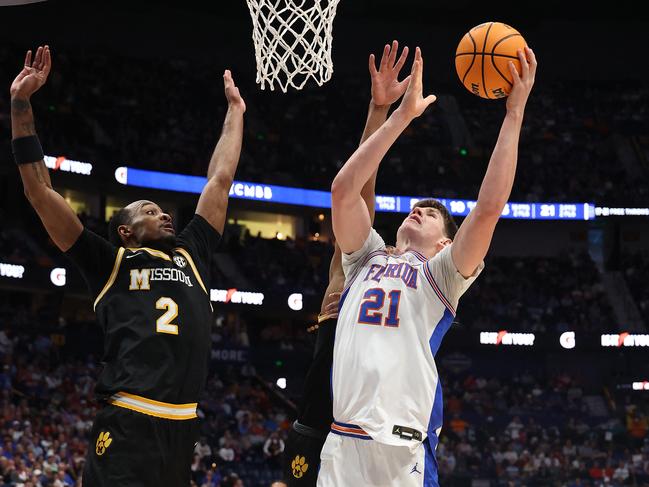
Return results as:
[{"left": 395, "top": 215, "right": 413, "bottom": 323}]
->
[
  {"left": 108, "top": 207, "right": 133, "bottom": 246},
  {"left": 413, "top": 199, "right": 458, "bottom": 240}
]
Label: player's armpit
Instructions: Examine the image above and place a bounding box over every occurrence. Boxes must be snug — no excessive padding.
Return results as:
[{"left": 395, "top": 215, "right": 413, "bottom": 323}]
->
[{"left": 450, "top": 206, "right": 498, "bottom": 278}]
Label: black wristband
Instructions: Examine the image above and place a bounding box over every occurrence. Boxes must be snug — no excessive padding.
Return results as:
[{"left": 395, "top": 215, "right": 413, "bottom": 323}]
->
[{"left": 12, "top": 135, "right": 44, "bottom": 165}]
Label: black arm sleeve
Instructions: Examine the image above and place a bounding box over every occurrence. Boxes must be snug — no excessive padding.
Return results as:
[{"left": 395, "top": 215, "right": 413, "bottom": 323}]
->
[
  {"left": 64, "top": 228, "right": 118, "bottom": 299},
  {"left": 176, "top": 214, "right": 221, "bottom": 288}
]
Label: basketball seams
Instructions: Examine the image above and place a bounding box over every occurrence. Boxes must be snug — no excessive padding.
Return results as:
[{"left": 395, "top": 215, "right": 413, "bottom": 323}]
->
[
  {"left": 456, "top": 53, "right": 519, "bottom": 60},
  {"left": 490, "top": 56, "right": 513, "bottom": 88},
  {"left": 456, "top": 22, "right": 525, "bottom": 99},
  {"left": 460, "top": 32, "right": 477, "bottom": 84},
  {"left": 490, "top": 33, "right": 522, "bottom": 54},
  {"left": 480, "top": 22, "right": 494, "bottom": 99},
  {"left": 490, "top": 33, "right": 523, "bottom": 92}
]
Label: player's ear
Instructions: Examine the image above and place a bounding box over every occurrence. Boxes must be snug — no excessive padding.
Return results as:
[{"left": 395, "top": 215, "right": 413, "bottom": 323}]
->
[
  {"left": 118, "top": 224, "right": 132, "bottom": 240},
  {"left": 435, "top": 237, "right": 452, "bottom": 252}
]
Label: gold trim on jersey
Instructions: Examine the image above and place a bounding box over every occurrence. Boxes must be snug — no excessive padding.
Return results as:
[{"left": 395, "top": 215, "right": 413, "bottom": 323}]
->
[
  {"left": 173, "top": 247, "right": 207, "bottom": 295},
  {"left": 108, "top": 391, "right": 197, "bottom": 420},
  {"left": 126, "top": 247, "right": 172, "bottom": 261},
  {"left": 94, "top": 247, "right": 126, "bottom": 310},
  {"left": 318, "top": 313, "right": 338, "bottom": 323}
]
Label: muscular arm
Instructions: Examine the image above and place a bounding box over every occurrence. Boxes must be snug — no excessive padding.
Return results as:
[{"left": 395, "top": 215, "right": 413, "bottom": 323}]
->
[
  {"left": 451, "top": 48, "right": 537, "bottom": 277},
  {"left": 319, "top": 104, "right": 390, "bottom": 315},
  {"left": 331, "top": 111, "right": 411, "bottom": 254},
  {"left": 13, "top": 97, "right": 83, "bottom": 251},
  {"left": 195, "top": 70, "right": 245, "bottom": 234}
]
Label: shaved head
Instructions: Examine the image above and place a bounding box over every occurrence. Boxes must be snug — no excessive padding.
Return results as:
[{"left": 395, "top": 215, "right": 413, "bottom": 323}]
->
[{"left": 108, "top": 200, "right": 175, "bottom": 250}]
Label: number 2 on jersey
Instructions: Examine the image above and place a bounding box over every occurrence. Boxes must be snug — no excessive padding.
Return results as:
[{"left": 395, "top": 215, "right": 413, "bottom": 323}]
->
[
  {"left": 156, "top": 297, "right": 179, "bottom": 335},
  {"left": 358, "top": 288, "right": 401, "bottom": 327}
]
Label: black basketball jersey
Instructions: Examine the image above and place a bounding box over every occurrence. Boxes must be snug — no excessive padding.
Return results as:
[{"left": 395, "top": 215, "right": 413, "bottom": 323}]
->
[
  {"left": 297, "top": 317, "right": 337, "bottom": 432},
  {"left": 66, "top": 215, "right": 220, "bottom": 405}
]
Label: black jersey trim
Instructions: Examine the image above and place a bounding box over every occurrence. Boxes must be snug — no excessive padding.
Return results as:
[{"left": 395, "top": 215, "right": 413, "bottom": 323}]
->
[
  {"left": 174, "top": 247, "right": 208, "bottom": 296},
  {"left": 94, "top": 247, "right": 126, "bottom": 310},
  {"left": 126, "top": 247, "right": 172, "bottom": 261}
]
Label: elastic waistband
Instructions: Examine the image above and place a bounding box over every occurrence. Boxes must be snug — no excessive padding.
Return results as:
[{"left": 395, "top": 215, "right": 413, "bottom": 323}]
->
[
  {"left": 108, "top": 391, "right": 197, "bottom": 420},
  {"left": 331, "top": 421, "right": 372, "bottom": 440},
  {"left": 293, "top": 420, "right": 329, "bottom": 440}
]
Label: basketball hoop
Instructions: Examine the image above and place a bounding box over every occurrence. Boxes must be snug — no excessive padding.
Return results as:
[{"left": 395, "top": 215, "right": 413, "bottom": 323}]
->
[{"left": 245, "top": 0, "right": 341, "bottom": 92}]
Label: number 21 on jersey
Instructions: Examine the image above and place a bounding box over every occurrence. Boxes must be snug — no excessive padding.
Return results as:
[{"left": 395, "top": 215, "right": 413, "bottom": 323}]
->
[{"left": 357, "top": 288, "right": 401, "bottom": 327}]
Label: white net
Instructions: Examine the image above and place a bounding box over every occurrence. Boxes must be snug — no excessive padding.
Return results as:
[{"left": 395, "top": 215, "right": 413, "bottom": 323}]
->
[{"left": 245, "top": 0, "right": 341, "bottom": 92}]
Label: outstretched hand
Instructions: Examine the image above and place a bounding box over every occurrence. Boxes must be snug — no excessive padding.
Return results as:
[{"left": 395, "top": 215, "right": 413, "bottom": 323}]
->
[
  {"left": 11, "top": 46, "right": 51, "bottom": 99},
  {"left": 394, "top": 47, "right": 436, "bottom": 121},
  {"left": 223, "top": 70, "right": 246, "bottom": 113},
  {"left": 506, "top": 46, "right": 537, "bottom": 114},
  {"left": 369, "top": 40, "right": 410, "bottom": 107}
]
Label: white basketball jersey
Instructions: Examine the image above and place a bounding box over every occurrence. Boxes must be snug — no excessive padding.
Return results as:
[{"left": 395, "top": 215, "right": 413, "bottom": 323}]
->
[{"left": 331, "top": 228, "right": 483, "bottom": 449}]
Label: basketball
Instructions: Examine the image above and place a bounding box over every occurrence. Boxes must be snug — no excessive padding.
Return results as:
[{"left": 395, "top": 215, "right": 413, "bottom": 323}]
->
[{"left": 455, "top": 22, "right": 527, "bottom": 99}]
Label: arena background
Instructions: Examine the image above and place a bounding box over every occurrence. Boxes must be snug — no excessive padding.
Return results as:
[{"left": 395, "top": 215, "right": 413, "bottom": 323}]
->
[{"left": 1, "top": 1, "right": 648, "bottom": 486}]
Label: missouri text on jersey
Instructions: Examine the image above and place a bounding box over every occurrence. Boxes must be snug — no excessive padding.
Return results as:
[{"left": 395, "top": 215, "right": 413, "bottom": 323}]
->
[{"left": 129, "top": 268, "right": 194, "bottom": 291}]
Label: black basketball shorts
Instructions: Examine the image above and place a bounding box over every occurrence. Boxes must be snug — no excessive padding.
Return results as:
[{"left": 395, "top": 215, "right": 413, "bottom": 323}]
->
[
  {"left": 283, "top": 421, "right": 329, "bottom": 486},
  {"left": 82, "top": 404, "right": 199, "bottom": 487}
]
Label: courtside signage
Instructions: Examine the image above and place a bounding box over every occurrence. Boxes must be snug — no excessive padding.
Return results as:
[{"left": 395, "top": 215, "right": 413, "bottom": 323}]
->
[
  {"left": 601, "top": 333, "right": 649, "bottom": 347},
  {"left": 0, "top": 262, "right": 25, "bottom": 279},
  {"left": 480, "top": 331, "right": 536, "bottom": 346},
  {"left": 210, "top": 288, "right": 265, "bottom": 305},
  {"left": 44, "top": 155, "right": 93, "bottom": 175},
  {"left": 116, "top": 167, "right": 596, "bottom": 221}
]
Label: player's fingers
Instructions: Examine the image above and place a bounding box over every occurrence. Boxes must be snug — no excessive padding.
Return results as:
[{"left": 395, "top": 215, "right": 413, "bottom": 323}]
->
[
  {"left": 424, "top": 94, "right": 437, "bottom": 106},
  {"left": 517, "top": 49, "right": 529, "bottom": 80},
  {"left": 43, "top": 46, "right": 52, "bottom": 76},
  {"left": 379, "top": 44, "right": 390, "bottom": 70},
  {"left": 325, "top": 302, "right": 339, "bottom": 314},
  {"left": 509, "top": 61, "right": 520, "bottom": 84},
  {"left": 396, "top": 75, "right": 411, "bottom": 92},
  {"left": 34, "top": 46, "right": 43, "bottom": 69},
  {"left": 369, "top": 53, "right": 378, "bottom": 77},
  {"left": 394, "top": 46, "right": 409, "bottom": 73},
  {"left": 387, "top": 40, "right": 398, "bottom": 68},
  {"left": 328, "top": 292, "right": 342, "bottom": 298},
  {"left": 223, "top": 69, "right": 233, "bottom": 86},
  {"left": 24, "top": 50, "right": 32, "bottom": 67},
  {"left": 526, "top": 47, "right": 537, "bottom": 78}
]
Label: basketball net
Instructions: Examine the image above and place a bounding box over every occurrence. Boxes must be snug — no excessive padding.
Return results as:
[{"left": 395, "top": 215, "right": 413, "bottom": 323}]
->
[{"left": 245, "top": 0, "right": 341, "bottom": 92}]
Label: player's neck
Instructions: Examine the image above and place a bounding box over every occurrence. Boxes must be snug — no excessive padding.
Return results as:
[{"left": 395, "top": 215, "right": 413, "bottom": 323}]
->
[
  {"left": 128, "top": 236, "right": 177, "bottom": 255},
  {"left": 395, "top": 239, "right": 436, "bottom": 260}
]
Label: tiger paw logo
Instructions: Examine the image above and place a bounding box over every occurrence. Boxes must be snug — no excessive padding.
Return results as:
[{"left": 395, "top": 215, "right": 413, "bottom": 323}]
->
[
  {"left": 95, "top": 431, "right": 113, "bottom": 456},
  {"left": 291, "top": 455, "right": 309, "bottom": 479}
]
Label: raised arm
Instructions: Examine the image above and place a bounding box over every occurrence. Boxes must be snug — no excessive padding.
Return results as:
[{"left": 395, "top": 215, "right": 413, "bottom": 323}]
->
[
  {"left": 11, "top": 46, "right": 83, "bottom": 251},
  {"left": 320, "top": 42, "right": 411, "bottom": 317},
  {"left": 195, "top": 70, "right": 246, "bottom": 234},
  {"left": 451, "top": 47, "right": 537, "bottom": 277},
  {"left": 331, "top": 47, "right": 436, "bottom": 253}
]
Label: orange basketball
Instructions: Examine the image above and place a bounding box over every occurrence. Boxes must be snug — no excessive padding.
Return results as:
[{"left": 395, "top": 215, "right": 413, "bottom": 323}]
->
[{"left": 455, "top": 22, "right": 527, "bottom": 99}]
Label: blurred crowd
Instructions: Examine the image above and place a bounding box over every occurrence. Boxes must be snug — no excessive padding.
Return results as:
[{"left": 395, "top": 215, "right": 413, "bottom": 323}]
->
[
  {"left": 1, "top": 309, "right": 648, "bottom": 486},
  {"left": 621, "top": 252, "right": 649, "bottom": 318}
]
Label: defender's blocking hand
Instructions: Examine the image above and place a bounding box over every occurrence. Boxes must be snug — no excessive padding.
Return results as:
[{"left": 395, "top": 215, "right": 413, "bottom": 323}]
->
[
  {"left": 11, "top": 46, "right": 52, "bottom": 99},
  {"left": 223, "top": 70, "right": 246, "bottom": 113},
  {"left": 369, "top": 40, "right": 410, "bottom": 107}
]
